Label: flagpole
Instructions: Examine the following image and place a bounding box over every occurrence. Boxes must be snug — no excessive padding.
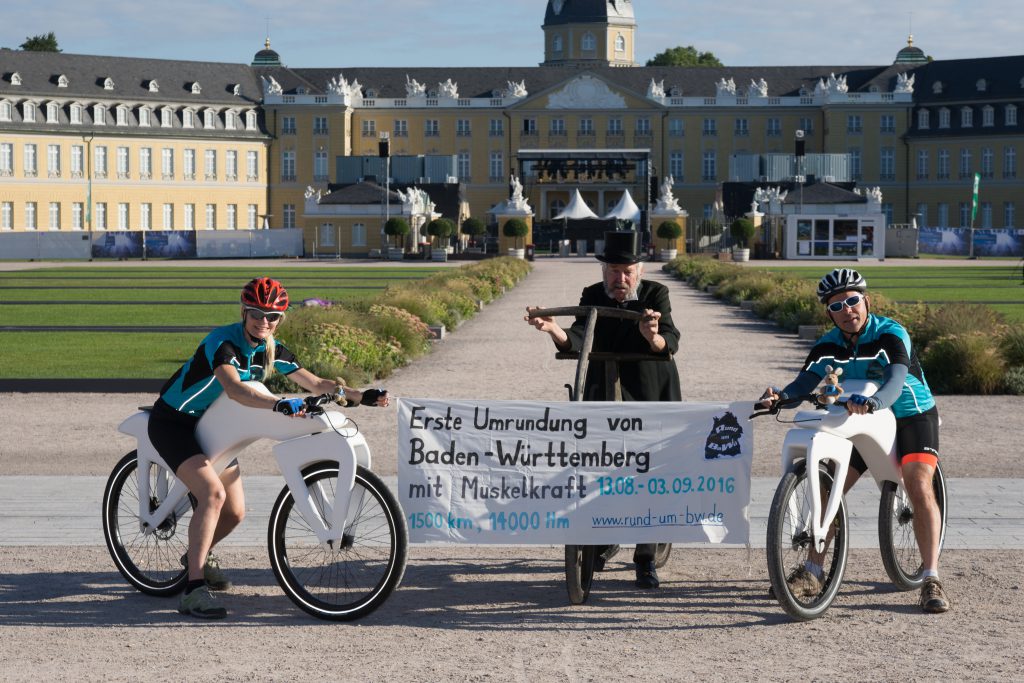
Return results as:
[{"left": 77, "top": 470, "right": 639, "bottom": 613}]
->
[{"left": 968, "top": 172, "right": 980, "bottom": 259}]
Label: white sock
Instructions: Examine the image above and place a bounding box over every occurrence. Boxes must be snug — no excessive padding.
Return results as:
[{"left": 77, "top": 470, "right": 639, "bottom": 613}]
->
[
  {"left": 804, "top": 561, "right": 824, "bottom": 579},
  {"left": 922, "top": 568, "right": 939, "bottom": 579}
]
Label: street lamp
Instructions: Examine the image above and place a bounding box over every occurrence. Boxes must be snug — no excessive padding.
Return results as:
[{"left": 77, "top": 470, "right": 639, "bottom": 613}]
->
[
  {"left": 82, "top": 133, "right": 94, "bottom": 235},
  {"left": 379, "top": 131, "right": 391, "bottom": 246}
]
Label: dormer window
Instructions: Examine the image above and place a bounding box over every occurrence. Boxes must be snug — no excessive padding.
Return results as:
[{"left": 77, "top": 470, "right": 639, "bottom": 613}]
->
[
  {"left": 183, "top": 108, "right": 195, "bottom": 128},
  {"left": 138, "top": 107, "right": 151, "bottom": 127},
  {"left": 0, "top": 100, "right": 12, "bottom": 122},
  {"left": 799, "top": 86, "right": 809, "bottom": 96},
  {"left": 245, "top": 110, "right": 257, "bottom": 131},
  {"left": 296, "top": 87, "right": 307, "bottom": 95},
  {"left": 669, "top": 86, "right": 682, "bottom": 97},
  {"left": 23, "top": 101, "right": 36, "bottom": 122},
  {"left": 365, "top": 88, "right": 377, "bottom": 98},
  {"left": 93, "top": 103, "right": 107, "bottom": 125},
  {"left": 57, "top": 74, "right": 69, "bottom": 88},
  {"left": 225, "top": 110, "right": 236, "bottom": 130},
  {"left": 976, "top": 79, "right": 987, "bottom": 92},
  {"left": 46, "top": 102, "right": 59, "bottom": 123},
  {"left": 190, "top": 82, "right": 202, "bottom": 95},
  {"left": 147, "top": 80, "right": 159, "bottom": 93},
  {"left": 427, "top": 88, "right": 438, "bottom": 98},
  {"left": 982, "top": 105, "right": 995, "bottom": 127},
  {"left": 938, "top": 107, "right": 950, "bottom": 129},
  {"left": 961, "top": 106, "right": 973, "bottom": 128},
  {"left": 10, "top": 72, "right": 22, "bottom": 86},
  {"left": 1007, "top": 104, "right": 1018, "bottom": 126},
  {"left": 203, "top": 108, "right": 215, "bottom": 129},
  {"left": 70, "top": 103, "right": 83, "bottom": 125},
  {"left": 116, "top": 105, "right": 129, "bottom": 126},
  {"left": 161, "top": 106, "right": 174, "bottom": 128},
  {"left": 103, "top": 77, "right": 115, "bottom": 90},
  {"left": 918, "top": 108, "right": 930, "bottom": 130},
  {"left": 932, "top": 81, "right": 943, "bottom": 94}
]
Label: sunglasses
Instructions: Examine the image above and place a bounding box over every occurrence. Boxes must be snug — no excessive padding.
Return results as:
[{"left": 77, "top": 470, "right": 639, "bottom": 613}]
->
[
  {"left": 827, "top": 294, "right": 864, "bottom": 312},
  {"left": 244, "top": 307, "right": 284, "bottom": 322}
]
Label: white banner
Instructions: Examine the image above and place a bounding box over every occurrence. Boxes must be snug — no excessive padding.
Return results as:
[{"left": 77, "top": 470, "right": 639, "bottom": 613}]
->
[{"left": 397, "top": 399, "right": 753, "bottom": 545}]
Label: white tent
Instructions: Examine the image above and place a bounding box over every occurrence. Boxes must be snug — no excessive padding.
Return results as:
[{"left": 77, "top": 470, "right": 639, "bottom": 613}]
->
[
  {"left": 553, "top": 189, "right": 599, "bottom": 220},
  {"left": 601, "top": 189, "right": 641, "bottom": 224}
]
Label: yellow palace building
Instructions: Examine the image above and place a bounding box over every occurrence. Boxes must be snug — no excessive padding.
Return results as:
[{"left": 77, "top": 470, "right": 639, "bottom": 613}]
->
[{"left": 1, "top": 0, "right": 1021, "bottom": 258}]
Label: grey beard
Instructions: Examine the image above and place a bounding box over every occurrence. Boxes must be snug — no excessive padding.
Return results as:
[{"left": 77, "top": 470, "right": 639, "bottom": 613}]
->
[{"left": 604, "top": 277, "right": 641, "bottom": 301}]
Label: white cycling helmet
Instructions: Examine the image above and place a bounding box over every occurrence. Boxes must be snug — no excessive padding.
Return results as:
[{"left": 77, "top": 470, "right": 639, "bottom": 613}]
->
[{"left": 817, "top": 268, "right": 867, "bottom": 303}]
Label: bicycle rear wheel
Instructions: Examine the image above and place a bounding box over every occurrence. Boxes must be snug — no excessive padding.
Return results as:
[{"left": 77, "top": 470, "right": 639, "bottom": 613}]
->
[
  {"left": 565, "top": 545, "right": 596, "bottom": 604},
  {"left": 878, "top": 462, "right": 947, "bottom": 591},
  {"left": 102, "top": 451, "right": 193, "bottom": 596},
  {"left": 269, "top": 463, "right": 408, "bottom": 621},
  {"left": 766, "top": 464, "right": 848, "bottom": 621},
  {"left": 654, "top": 543, "right": 672, "bottom": 569}
]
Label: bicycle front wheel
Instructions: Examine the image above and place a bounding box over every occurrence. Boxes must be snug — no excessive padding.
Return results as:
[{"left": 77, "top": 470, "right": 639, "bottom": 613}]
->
[
  {"left": 766, "top": 464, "right": 849, "bottom": 621},
  {"left": 654, "top": 543, "right": 672, "bottom": 569},
  {"left": 102, "top": 451, "right": 192, "bottom": 596},
  {"left": 564, "top": 545, "right": 596, "bottom": 605},
  {"left": 269, "top": 463, "right": 408, "bottom": 621},
  {"left": 878, "top": 462, "right": 947, "bottom": 591}
]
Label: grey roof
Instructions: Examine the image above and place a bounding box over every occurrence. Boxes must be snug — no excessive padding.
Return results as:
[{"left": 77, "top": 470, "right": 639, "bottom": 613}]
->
[
  {"left": 782, "top": 181, "right": 867, "bottom": 205},
  {"left": 544, "top": 0, "right": 635, "bottom": 26},
  {"left": 907, "top": 55, "right": 1024, "bottom": 103},
  {"left": 320, "top": 181, "right": 402, "bottom": 205}
]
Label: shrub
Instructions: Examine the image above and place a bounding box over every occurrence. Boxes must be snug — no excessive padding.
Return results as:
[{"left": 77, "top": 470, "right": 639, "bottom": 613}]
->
[
  {"left": 911, "top": 302, "right": 1005, "bottom": 355},
  {"left": 1003, "top": 366, "right": 1024, "bottom": 395},
  {"left": 922, "top": 332, "right": 1005, "bottom": 394},
  {"left": 384, "top": 217, "right": 410, "bottom": 248},
  {"left": 998, "top": 324, "right": 1024, "bottom": 367},
  {"left": 656, "top": 221, "right": 683, "bottom": 249},
  {"left": 461, "top": 217, "right": 487, "bottom": 243},
  {"left": 503, "top": 218, "right": 529, "bottom": 248},
  {"left": 426, "top": 218, "right": 455, "bottom": 246},
  {"left": 730, "top": 218, "right": 756, "bottom": 249}
]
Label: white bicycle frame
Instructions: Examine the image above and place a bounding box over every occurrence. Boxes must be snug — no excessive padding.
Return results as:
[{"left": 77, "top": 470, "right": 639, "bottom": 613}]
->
[
  {"left": 117, "top": 381, "right": 372, "bottom": 548},
  {"left": 779, "top": 380, "right": 902, "bottom": 553}
]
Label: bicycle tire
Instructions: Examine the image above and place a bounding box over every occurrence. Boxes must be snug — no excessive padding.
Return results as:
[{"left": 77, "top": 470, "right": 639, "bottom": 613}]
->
[
  {"left": 654, "top": 543, "right": 672, "bottom": 569},
  {"left": 564, "top": 545, "right": 596, "bottom": 604},
  {"left": 766, "top": 463, "right": 849, "bottom": 621},
  {"left": 268, "top": 463, "right": 408, "bottom": 621},
  {"left": 102, "top": 451, "right": 193, "bottom": 597},
  {"left": 878, "top": 462, "right": 948, "bottom": 591}
]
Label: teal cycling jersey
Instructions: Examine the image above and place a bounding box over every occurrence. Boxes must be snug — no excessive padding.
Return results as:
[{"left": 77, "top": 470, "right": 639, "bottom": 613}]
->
[
  {"left": 157, "top": 322, "right": 300, "bottom": 417},
  {"left": 799, "top": 314, "right": 934, "bottom": 418}
]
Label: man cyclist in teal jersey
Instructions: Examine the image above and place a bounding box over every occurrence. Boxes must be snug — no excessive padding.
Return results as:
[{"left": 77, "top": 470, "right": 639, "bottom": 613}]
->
[{"left": 758, "top": 268, "right": 950, "bottom": 614}]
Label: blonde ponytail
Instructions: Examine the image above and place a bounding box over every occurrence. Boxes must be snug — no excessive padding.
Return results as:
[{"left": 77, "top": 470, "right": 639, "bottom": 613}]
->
[{"left": 263, "top": 333, "right": 277, "bottom": 379}]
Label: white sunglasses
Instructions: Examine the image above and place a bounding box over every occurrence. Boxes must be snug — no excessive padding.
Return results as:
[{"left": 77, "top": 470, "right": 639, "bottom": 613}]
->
[
  {"left": 826, "top": 294, "right": 864, "bottom": 312},
  {"left": 244, "top": 307, "right": 285, "bottom": 322}
]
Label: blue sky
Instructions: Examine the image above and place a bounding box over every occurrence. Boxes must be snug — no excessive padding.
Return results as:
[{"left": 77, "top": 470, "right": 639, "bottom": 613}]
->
[{"left": 2, "top": 0, "right": 1019, "bottom": 68}]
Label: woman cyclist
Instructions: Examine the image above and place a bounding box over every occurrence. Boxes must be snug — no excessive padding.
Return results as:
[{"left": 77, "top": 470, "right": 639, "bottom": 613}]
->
[
  {"left": 148, "top": 277, "right": 389, "bottom": 619},
  {"left": 758, "top": 268, "right": 950, "bottom": 614}
]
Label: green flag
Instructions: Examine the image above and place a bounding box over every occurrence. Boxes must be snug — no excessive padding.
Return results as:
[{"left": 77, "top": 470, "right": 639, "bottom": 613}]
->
[{"left": 971, "top": 172, "right": 981, "bottom": 225}]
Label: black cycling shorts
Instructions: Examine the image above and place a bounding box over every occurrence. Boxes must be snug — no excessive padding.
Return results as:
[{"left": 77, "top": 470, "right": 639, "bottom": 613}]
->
[
  {"left": 849, "top": 406, "right": 940, "bottom": 474},
  {"left": 147, "top": 399, "right": 203, "bottom": 474}
]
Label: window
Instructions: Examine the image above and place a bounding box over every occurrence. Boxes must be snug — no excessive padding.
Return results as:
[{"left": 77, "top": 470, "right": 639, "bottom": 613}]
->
[
  {"left": 0, "top": 143, "right": 12, "bottom": 176},
  {"left": 523, "top": 118, "right": 537, "bottom": 134},
  {"left": 959, "top": 202, "right": 971, "bottom": 227},
  {"left": 203, "top": 109, "right": 215, "bottom": 129},
  {"left": 635, "top": 117, "right": 651, "bottom": 135},
  {"left": 916, "top": 149, "right": 929, "bottom": 180},
  {"left": 225, "top": 111, "right": 236, "bottom": 130},
  {"left": 161, "top": 148, "right": 174, "bottom": 179},
  {"left": 248, "top": 204, "right": 258, "bottom": 229},
  {"left": 139, "top": 107, "right": 151, "bottom": 127},
  {"left": 937, "top": 149, "right": 950, "bottom": 179},
  {"left": 313, "top": 116, "right": 328, "bottom": 135},
  {"left": 0, "top": 101, "right": 11, "bottom": 122},
  {"left": 489, "top": 151, "right": 503, "bottom": 181},
  {"left": 47, "top": 144, "right": 62, "bottom": 177},
  {"left": 26, "top": 202, "right": 37, "bottom": 230},
  {"left": 226, "top": 150, "right": 238, "bottom": 180},
  {"left": 183, "top": 109, "right": 195, "bottom": 128},
  {"left": 139, "top": 147, "right": 152, "bottom": 179},
  {"left": 702, "top": 118, "right": 716, "bottom": 136},
  {"left": 184, "top": 204, "right": 195, "bottom": 230},
  {"left": 245, "top": 111, "right": 258, "bottom": 131},
  {"left": 161, "top": 107, "right": 173, "bottom": 128},
  {"left": 1, "top": 202, "right": 12, "bottom": 230},
  {"left": 701, "top": 151, "right": 716, "bottom": 181},
  {"left": 184, "top": 149, "right": 196, "bottom": 179},
  {"left": 24, "top": 144, "right": 37, "bottom": 177},
  {"left": 115, "top": 106, "right": 128, "bottom": 126},
  {"left": 227, "top": 204, "right": 237, "bottom": 230},
  {"left": 70, "top": 104, "right": 83, "bottom": 125},
  {"left": 937, "top": 203, "right": 949, "bottom": 228},
  {"left": 918, "top": 109, "right": 930, "bottom": 130},
  {"left": 734, "top": 118, "right": 748, "bottom": 137},
  {"left": 46, "top": 102, "right": 59, "bottom": 123},
  {"left": 281, "top": 150, "right": 296, "bottom": 181},
  {"left": 489, "top": 118, "right": 503, "bottom": 137},
  {"left": 615, "top": 35, "right": 625, "bottom": 52},
  {"left": 879, "top": 114, "right": 896, "bottom": 134},
  {"left": 425, "top": 119, "right": 439, "bottom": 137},
  {"left": 550, "top": 118, "right": 565, "bottom": 135},
  {"left": 456, "top": 119, "right": 471, "bottom": 136},
  {"left": 362, "top": 119, "right": 376, "bottom": 137},
  {"left": 572, "top": 117, "right": 591, "bottom": 135},
  {"left": 959, "top": 148, "right": 972, "bottom": 178},
  {"left": 72, "top": 202, "right": 84, "bottom": 230},
  {"left": 847, "top": 115, "right": 862, "bottom": 133},
  {"left": 981, "top": 202, "right": 993, "bottom": 229},
  {"left": 49, "top": 202, "right": 60, "bottom": 230},
  {"left": 880, "top": 147, "right": 895, "bottom": 180},
  {"left": 1005, "top": 201, "right": 1016, "bottom": 228},
  {"left": 283, "top": 204, "right": 296, "bottom": 229},
  {"left": 205, "top": 204, "right": 216, "bottom": 230},
  {"left": 981, "top": 147, "right": 994, "bottom": 179},
  {"left": 204, "top": 149, "right": 217, "bottom": 180},
  {"left": 849, "top": 147, "right": 862, "bottom": 180},
  {"left": 23, "top": 102, "right": 36, "bottom": 123},
  {"left": 95, "top": 202, "right": 107, "bottom": 230},
  {"left": 607, "top": 117, "right": 623, "bottom": 134},
  {"left": 118, "top": 203, "right": 129, "bottom": 230},
  {"left": 882, "top": 203, "right": 894, "bottom": 226},
  {"left": 669, "top": 151, "right": 684, "bottom": 180},
  {"left": 95, "top": 146, "right": 107, "bottom": 178},
  {"left": 961, "top": 107, "right": 973, "bottom": 128},
  {"left": 163, "top": 203, "right": 174, "bottom": 229},
  {"left": 247, "top": 151, "right": 259, "bottom": 181},
  {"left": 766, "top": 118, "right": 781, "bottom": 137},
  {"left": 71, "top": 145, "right": 83, "bottom": 178},
  {"left": 668, "top": 118, "right": 684, "bottom": 137},
  {"left": 457, "top": 151, "right": 470, "bottom": 180},
  {"left": 393, "top": 119, "right": 408, "bottom": 137},
  {"left": 938, "top": 108, "right": 950, "bottom": 129},
  {"left": 116, "top": 146, "right": 129, "bottom": 178},
  {"left": 798, "top": 117, "right": 814, "bottom": 135},
  {"left": 314, "top": 149, "right": 328, "bottom": 181},
  {"left": 1007, "top": 104, "right": 1018, "bottom": 127},
  {"left": 318, "top": 223, "right": 336, "bottom": 247},
  {"left": 581, "top": 32, "right": 595, "bottom": 51},
  {"left": 352, "top": 222, "right": 367, "bottom": 247},
  {"left": 282, "top": 116, "right": 296, "bottom": 135},
  {"left": 552, "top": 34, "right": 562, "bottom": 52},
  {"left": 916, "top": 203, "right": 928, "bottom": 228},
  {"left": 140, "top": 203, "right": 151, "bottom": 230},
  {"left": 982, "top": 106, "right": 995, "bottom": 127},
  {"left": 1005, "top": 147, "right": 1017, "bottom": 178}
]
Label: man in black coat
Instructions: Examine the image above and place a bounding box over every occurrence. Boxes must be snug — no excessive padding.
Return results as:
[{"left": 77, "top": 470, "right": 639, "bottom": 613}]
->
[{"left": 525, "top": 231, "right": 682, "bottom": 588}]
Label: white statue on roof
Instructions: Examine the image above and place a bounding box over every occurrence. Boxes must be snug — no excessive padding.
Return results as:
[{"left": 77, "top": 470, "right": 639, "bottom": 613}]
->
[
  {"left": 754, "top": 186, "right": 788, "bottom": 213},
  {"left": 715, "top": 77, "right": 736, "bottom": 97},
  {"left": 894, "top": 72, "right": 915, "bottom": 94},
  {"left": 438, "top": 78, "right": 459, "bottom": 99},
  {"left": 304, "top": 185, "right": 321, "bottom": 201},
  {"left": 749, "top": 78, "right": 768, "bottom": 98},
  {"left": 503, "top": 80, "right": 528, "bottom": 98},
  {"left": 654, "top": 176, "right": 682, "bottom": 213},
  {"left": 396, "top": 187, "right": 435, "bottom": 216},
  {"left": 327, "top": 73, "right": 362, "bottom": 99},
  {"left": 262, "top": 75, "right": 282, "bottom": 95},
  {"left": 647, "top": 78, "right": 666, "bottom": 100},
  {"left": 405, "top": 75, "right": 426, "bottom": 98},
  {"left": 818, "top": 73, "right": 849, "bottom": 95}
]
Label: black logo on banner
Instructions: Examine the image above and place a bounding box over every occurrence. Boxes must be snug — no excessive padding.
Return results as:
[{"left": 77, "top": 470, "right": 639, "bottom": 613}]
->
[{"left": 704, "top": 412, "right": 743, "bottom": 459}]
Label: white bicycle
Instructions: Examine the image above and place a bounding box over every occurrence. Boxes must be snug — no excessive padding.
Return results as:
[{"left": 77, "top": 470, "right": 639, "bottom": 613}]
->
[
  {"left": 752, "top": 379, "right": 947, "bottom": 621},
  {"left": 102, "top": 382, "right": 408, "bottom": 621}
]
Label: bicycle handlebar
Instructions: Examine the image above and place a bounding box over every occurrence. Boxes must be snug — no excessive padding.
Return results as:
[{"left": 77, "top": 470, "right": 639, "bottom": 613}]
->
[
  {"left": 749, "top": 393, "right": 873, "bottom": 419},
  {"left": 528, "top": 305, "right": 645, "bottom": 322}
]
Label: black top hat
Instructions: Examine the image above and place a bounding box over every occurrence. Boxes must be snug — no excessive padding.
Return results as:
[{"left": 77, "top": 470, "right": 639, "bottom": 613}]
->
[{"left": 595, "top": 230, "right": 645, "bottom": 264}]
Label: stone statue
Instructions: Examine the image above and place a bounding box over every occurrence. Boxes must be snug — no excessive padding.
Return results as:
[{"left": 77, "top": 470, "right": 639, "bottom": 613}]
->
[
  {"left": 507, "top": 174, "right": 530, "bottom": 212},
  {"left": 818, "top": 73, "right": 849, "bottom": 96},
  {"left": 647, "top": 78, "right": 666, "bottom": 100},
  {"left": 894, "top": 72, "right": 915, "bottom": 94},
  {"left": 405, "top": 75, "right": 426, "bottom": 98},
  {"left": 262, "top": 75, "right": 282, "bottom": 95},
  {"left": 749, "top": 78, "right": 768, "bottom": 98},
  {"left": 715, "top": 77, "right": 736, "bottom": 97},
  {"left": 654, "top": 176, "right": 682, "bottom": 213},
  {"left": 327, "top": 73, "right": 362, "bottom": 99},
  {"left": 438, "top": 78, "right": 459, "bottom": 99},
  {"left": 503, "top": 80, "right": 528, "bottom": 98}
]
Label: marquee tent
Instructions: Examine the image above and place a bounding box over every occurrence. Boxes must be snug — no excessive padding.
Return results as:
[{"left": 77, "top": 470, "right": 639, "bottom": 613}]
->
[
  {"left": 553, "top": 189, "right": 599, "bottom": 220},
  {"left": 601, "top": 189, "right": 641, "bottom": 224}
]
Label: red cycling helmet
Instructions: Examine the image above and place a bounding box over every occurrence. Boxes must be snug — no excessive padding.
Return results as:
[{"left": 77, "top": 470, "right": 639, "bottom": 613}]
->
[{"left": 241, "top": 277, "right": 289, "bottom": 312}]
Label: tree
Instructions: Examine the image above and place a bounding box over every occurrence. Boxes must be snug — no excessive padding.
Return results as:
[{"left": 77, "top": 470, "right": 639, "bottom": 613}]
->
[
  {"left": 730, "top": 218, "right": 756, "bottom": 249},
  {"left": 656, "top": 221, "right": 683, "bottom": 250},
  {"left": 502, "top": 218, "right": 529, "bottom": 249},
  {"left": 384, "top": 217, "right": 409, "bottom": 249},
  {"left": 426, "top": 218, "right": 455, "bottom": 246},
  {"left": 460, "top": 217, "right": 487, "bottom": 245},
  {"left": 645, "top": 45, "right": 722, "bottom": 68},
  {"left": 20, "top": 32, "right": 61, "bottom": 52}
]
